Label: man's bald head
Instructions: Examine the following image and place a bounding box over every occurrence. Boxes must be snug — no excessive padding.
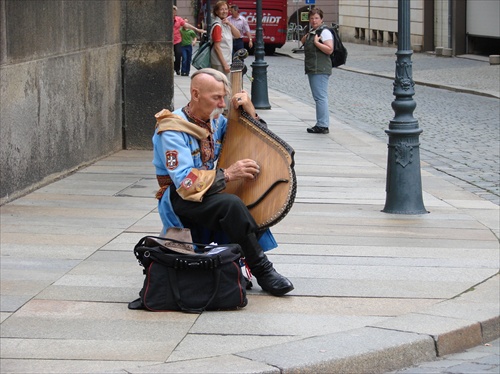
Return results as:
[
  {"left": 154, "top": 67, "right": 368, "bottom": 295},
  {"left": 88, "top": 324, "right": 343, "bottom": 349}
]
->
[
  {"left": 188, "top": 68, "right": 231, "bottom": 120},
  {"left": 191, "top": 68, "right": 231, "bottom": 97}
]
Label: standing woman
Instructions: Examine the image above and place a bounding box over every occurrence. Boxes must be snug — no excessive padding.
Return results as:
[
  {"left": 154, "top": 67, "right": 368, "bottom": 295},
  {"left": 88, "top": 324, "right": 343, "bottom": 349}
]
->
[
  {"left": 301, "top": 8, "right": 334, "bottom": 134},
  {"left": 210, "top": 1, "right": 241, "bottom": 76}
]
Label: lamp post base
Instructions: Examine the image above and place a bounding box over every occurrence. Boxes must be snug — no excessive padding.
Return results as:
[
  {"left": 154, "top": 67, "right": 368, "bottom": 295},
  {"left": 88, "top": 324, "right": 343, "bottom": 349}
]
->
[
  {"left": 251, "top": 61, "right": 271, "bottom": 110},
  {"left": 383, "top": 130, "right": 428, "bottom": 214}
]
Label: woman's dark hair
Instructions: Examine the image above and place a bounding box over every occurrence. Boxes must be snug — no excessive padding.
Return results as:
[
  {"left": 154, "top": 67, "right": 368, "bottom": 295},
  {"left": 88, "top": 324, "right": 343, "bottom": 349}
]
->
[{"left": 308, "top": 8, "right": 324, "bottom": 19}]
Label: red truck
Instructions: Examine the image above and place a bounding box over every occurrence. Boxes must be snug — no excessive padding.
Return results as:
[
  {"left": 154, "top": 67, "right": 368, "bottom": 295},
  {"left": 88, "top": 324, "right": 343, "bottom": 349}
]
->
[{"left": 198, "top": 0, "right": 288, "bottom": 55}]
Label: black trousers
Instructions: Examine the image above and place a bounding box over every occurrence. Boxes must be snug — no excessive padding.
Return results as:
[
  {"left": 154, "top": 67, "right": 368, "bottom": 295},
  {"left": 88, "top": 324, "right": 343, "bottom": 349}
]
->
[
  {"left": 170, "top": 189, "right": 258, "bottom": 244},
  {"left": 173, "top": 43, "right": 182, "bottom": 72},
  {"left": 233, "top": 38, "right": 244, "bottom": 52}
]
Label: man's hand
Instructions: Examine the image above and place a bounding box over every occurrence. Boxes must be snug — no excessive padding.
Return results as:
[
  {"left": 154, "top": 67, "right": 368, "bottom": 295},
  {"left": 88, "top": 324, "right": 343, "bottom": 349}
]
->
[
  {"left": 225, "top": 159, "right": 260, "bottom": 182},
  {"left": 231, "top": 90, "right": 256, "bottom": 117}
]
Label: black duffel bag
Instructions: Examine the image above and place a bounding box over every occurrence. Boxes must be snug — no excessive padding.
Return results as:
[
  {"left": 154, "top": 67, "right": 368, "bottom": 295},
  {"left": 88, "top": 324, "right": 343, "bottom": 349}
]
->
[{"left": 128, "top": 236, "right": 248, "bottom": 313}]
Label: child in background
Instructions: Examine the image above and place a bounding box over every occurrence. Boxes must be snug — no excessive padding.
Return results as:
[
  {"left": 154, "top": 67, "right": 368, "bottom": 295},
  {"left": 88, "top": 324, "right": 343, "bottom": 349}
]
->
[{"left": 180, "top": 19, "right": 198, "bottom": 76}]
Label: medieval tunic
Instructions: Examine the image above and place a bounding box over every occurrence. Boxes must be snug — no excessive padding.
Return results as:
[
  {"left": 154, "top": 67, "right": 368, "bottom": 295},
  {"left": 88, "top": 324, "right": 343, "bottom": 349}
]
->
[{"left": 152, "top": 108, "right": 276, "bottom": 251}]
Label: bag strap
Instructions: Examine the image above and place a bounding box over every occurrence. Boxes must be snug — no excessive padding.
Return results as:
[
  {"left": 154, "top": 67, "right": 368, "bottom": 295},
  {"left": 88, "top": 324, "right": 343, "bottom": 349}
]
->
[
  {"left": 167, "top": 267, "right": 222, "bottom": 313},
  {"left": 316, "top": 25, "right": 335, "bottom": 40},
  {"left": 202, "top": 20, "right": 219, "bottom": 46},
  {"left": 135, "top": 235, "right": 217, "bottom": 253},
  {"left": 209, "top": 20, "right": 223, "bottom": 42}
]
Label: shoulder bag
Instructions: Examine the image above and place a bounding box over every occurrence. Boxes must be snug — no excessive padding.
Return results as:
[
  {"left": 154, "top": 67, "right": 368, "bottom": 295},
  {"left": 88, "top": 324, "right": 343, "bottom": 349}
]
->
[
  {"left": 192, "top": 41, "right": 212, "bottom": 70},
  {"left": 192, "top": 20, "right": 221, "bottom": 70},
  {"left": 128, "top": 235, "right": 248, "bottom": 313}
]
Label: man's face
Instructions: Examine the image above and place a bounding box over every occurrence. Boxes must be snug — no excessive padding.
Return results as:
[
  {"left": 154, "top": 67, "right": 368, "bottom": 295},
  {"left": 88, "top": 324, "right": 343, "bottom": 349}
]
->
[
  {"left": 230, "top": 7, "right": 238, "bottom": 17},
  {"left": 195, "top": 80, "right": 227, "bottom": 120}
]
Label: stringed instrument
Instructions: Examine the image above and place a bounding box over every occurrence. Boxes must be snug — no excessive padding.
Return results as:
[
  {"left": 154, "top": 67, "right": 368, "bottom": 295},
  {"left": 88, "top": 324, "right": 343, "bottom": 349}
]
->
[{"left": 217, "top": 51, "right": 297, "bottom": 229}]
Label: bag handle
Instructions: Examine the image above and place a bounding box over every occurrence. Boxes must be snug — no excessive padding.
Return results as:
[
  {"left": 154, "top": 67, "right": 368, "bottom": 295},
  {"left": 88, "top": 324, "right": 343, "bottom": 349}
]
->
[
  {"left": 135, "top": 235, "right": 218, "bottom": 253},
  {"left": 134, "top": 235, "right": 243, "bottom": 271},
  {"left": 167, "top": 267, "right": 222, "bottom": 313}
]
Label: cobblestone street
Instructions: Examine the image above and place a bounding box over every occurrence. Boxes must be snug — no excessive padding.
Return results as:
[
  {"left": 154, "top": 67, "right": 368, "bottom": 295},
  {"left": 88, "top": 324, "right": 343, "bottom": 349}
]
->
[{"left": 257, "top": 44, "right": 500, "bottom": 205}]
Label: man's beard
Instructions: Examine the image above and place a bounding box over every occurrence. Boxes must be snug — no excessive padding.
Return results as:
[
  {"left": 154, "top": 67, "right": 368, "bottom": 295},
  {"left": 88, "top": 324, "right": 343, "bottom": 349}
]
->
[{"left": 210, "top": 107, "right": 225, "bottom": 122}]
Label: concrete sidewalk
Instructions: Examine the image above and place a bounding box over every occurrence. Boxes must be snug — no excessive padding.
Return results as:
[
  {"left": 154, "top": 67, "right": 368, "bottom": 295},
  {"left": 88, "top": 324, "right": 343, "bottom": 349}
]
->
[{"left": 1, "top": 43, "right": 499, "bottom": 373}]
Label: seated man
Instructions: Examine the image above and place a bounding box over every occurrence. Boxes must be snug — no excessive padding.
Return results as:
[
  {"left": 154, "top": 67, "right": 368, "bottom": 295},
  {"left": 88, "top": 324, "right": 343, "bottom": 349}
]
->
[{"left": 152, "top": 68, "right": 294, "bottom": 296}]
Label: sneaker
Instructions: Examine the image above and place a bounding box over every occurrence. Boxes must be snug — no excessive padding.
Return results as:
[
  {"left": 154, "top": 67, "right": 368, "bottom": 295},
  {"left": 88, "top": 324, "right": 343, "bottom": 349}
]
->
[{"left": 307, "top": 125, "right": 329, "bottom": 134}]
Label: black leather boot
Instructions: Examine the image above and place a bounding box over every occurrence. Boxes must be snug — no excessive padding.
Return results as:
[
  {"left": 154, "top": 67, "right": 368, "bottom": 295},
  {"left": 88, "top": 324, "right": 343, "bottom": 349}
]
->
[{"left": 240, "top": 234, "right": 294, "bottom": 296}]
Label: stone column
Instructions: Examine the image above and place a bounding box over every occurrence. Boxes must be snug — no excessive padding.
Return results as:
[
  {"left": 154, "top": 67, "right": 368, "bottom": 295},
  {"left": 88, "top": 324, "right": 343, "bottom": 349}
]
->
[{"left": 121, "top": 0, "right": 173, "bottom": 149}]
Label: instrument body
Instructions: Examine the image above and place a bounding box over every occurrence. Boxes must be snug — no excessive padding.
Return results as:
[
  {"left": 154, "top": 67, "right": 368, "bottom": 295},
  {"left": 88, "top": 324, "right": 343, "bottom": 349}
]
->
[{"left": 217, "top": 55, "right": 297, "bottom": 229}]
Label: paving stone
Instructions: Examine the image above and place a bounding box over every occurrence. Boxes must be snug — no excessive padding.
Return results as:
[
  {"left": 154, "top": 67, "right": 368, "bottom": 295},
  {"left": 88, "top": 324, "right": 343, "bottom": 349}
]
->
[
  {"left": 371, "top": 313, "right": 483, "bottom": 356},
  {"left": 1, "top": 46, "right": 498, "bottom": 374},
  {"left": 123, "top": 355, "right": 280, "bottom": 374},
  {"left": 0, "top": 359, "right": 151, "bottom": 374},
  {"left": 239, "top": 327, "right": 436, "bottom": 373}
]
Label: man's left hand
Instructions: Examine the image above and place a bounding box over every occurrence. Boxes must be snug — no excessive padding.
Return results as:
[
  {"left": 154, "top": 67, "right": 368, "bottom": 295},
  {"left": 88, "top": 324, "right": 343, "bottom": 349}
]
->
[{"left": 232, "top": 90, "right": 254, "bottom": 114}]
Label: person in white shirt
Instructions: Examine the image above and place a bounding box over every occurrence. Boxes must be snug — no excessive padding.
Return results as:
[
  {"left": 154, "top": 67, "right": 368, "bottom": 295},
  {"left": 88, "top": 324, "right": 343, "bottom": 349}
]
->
[
  {"left": 300, "top": 8, "right": 333, "bottom": 134},
  {"left": 227, "top": 4, "right": 253, "bottom": 52}
]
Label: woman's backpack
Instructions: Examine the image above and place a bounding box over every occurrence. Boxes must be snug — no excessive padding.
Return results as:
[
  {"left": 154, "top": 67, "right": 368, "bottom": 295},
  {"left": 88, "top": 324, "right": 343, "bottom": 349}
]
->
[{"left": 316, "top": 25, "right": 348, "bottom": 68}]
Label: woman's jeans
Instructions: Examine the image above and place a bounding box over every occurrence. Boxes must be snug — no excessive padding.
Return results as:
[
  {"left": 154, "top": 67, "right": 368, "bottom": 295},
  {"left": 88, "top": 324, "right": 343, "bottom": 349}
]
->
[
  {"left": 307, "top": 73, "right": 330, "bottom": 128},
  {"left": 181, "top": 45, "right": 193, "bottom": 75}
]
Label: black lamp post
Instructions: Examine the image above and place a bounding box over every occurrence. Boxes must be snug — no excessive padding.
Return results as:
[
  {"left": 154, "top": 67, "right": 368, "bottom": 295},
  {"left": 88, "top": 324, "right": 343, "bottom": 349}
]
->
[
  {"left": 205, "top": 1, "right": 211, "bottom": 40},
  {"left": 251, "top": 0, "right": 271, "bottom": 109},
  {"left": 383, "top": 0, "right": 427, "bottom": 214}
]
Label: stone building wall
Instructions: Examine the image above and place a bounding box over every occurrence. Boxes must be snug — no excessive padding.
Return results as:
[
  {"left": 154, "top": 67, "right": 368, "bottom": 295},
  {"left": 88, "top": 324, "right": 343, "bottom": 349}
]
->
[
  {"left": 339, "top": 0, "right": 425, "bottom": 49},
  {"left": 0, "top": 0, "right": 171, "bottom": 204}
]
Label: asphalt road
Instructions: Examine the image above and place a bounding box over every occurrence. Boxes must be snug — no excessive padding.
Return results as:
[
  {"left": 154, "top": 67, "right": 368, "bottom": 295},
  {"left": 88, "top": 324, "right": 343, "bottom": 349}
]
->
[{"left": 245, "top": 54, "right": 500, "bottom": 206}]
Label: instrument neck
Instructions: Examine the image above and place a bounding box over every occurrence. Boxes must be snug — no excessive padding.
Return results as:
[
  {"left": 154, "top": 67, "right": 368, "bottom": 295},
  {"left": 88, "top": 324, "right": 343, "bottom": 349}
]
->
[{"left": 228, "top": 70, "right": 244, "bottom": 122}]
